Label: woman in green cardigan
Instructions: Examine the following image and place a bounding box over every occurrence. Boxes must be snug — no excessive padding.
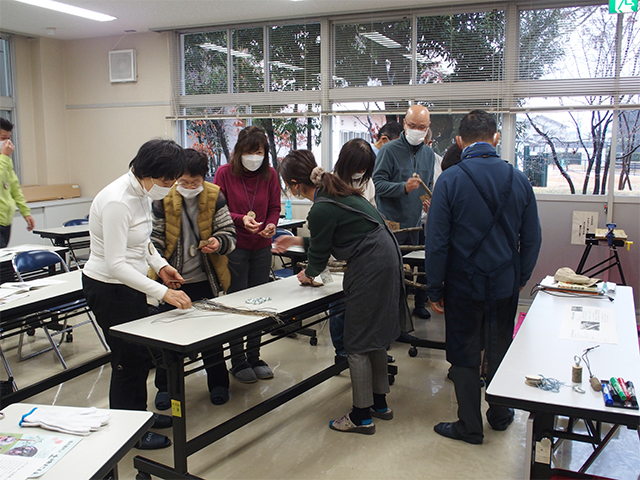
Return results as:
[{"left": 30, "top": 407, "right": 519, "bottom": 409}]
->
[{"left": 273, "top": 149, "right": 410, "bottom": 435}]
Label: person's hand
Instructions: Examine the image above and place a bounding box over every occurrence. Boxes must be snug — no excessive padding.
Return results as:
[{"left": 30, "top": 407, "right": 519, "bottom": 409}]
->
[
  {"left": 163, "top": 289, "right": 192, "bottom": 310},
  {"left": 297, "top": 268, "right": 314, "bottom": 285},
  {"left": 429, "top": 299, "right": 444, "bottom": 315},
  {"left": 1, "top": 139, "right": 14, "bottom": 157},
  {"left": 201, "top": 237, "right": 219, "bottom": 254},
  {"left": 258, "top": 223, "right": 276, "bottom": 238},
  {"left": 422, "top": 199, "right": 430, "bottom": 213},
  {"left": 158, "top": 265, "right": 185, "bottom": 290},
  {"left": 24, "top": 215, "right": 35, "bottom": 231},
  {"left": 242, "top": 215, "right": 262, "bottom": 234},
  {"left": 272, "top": 235, "right": 302, "bottom": 253},
  {"left": 405, "top": 176, "right": 421, "bottom": 193}
]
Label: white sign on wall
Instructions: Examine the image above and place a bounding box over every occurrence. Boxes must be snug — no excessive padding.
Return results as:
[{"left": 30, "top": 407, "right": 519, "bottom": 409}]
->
[{"left": 571, "top": 211, "right": 599, "bottom": 245}]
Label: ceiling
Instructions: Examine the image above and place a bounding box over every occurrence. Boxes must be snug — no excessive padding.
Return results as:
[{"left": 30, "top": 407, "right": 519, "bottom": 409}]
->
[{"left": 0, "top": 0, "right": 500, "bottom": 40}]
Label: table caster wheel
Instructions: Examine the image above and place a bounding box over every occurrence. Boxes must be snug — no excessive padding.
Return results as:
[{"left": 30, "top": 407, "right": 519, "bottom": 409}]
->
[
  {"left": 388, "top": 374, "right": 395, "bottom": 386},
  {"left": 408, "top": 347, "right": 418, "bottom": 357},
  {"left": 309, "top": 337, "right": 318, "bottom": 346},
  {"left": 66, "top": 333, "right": 73, "bottom": 342},
  {"left": 27, "top": 328, "right": 35, "bottom": 337}
]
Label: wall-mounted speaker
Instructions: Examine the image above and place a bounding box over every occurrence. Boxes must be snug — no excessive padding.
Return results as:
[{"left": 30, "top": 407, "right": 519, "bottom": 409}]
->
[{"left": 109, "top": 49, "right": 137, "bottom": 83}]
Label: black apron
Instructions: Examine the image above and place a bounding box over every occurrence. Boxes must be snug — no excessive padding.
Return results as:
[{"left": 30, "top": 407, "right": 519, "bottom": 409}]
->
[
  {"left": 314, "top": 197, "right": 410, "bottom": 354},
  {"left": 444, "top": 163, "right": 520, "bottom": 370}
]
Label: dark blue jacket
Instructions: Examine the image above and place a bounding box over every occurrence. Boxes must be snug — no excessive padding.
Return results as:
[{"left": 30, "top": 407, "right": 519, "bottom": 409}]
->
[
  {"left": 425, "top": 143, "right": 541, "bottom": 302},
  {"left": 373, "top": 132, "right": 435, "bottom": 228}
]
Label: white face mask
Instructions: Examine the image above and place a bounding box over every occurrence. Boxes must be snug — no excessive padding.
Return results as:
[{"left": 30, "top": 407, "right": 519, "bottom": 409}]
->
[
  {"left": 177, "top": 185, "right": 203, "bottom": 199},
  {"left": 146, "top": 181, "right": 173, "bottom": 201},
  {"left": 405, "top": 128, "right": 427, "bottom": 146},
  {"left": 241, "top": 154, "right": 264, "bottom": 172},
  {"left": 352, "top": 172, "right": 365, "bottom": 181}
]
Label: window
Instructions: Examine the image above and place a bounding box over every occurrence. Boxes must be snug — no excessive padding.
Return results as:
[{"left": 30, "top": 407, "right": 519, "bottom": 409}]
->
[
  {"left": 517, "top": 5, "right": 640, "bottom": 195},
  {"left": 0, "top": 35, "right": 18, "bottom": 180},
  {"left": 175, "top": 4, "right": 640, "bottom": 197}
]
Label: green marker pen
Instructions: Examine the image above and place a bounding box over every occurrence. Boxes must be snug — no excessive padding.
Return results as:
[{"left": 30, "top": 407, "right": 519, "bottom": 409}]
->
[{"left": 610, "top": 377, "right": 627, "bottom": 402}]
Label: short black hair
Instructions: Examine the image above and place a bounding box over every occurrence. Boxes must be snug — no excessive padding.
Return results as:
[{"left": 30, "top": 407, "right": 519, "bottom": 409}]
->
[
  {"left": 129, "top": 139, "right": 185, "bottom": 180},
  {"left": 459, "top": 110, "right": 497, "bottom": 144},
  {"left": 183, "top": 148, "right": 209, "bottom": 178},
  {"left": 378, "top": 121, "right": 403, "bottom": 141},
  {"left": 441, "top": 143, "right": 463, "bottom": 171},
  {"left": 0, "top": 118, "right": 13, "bottom": 132},
  {"left": 334, "top": 138, "right": 375, "bottom": 183}
]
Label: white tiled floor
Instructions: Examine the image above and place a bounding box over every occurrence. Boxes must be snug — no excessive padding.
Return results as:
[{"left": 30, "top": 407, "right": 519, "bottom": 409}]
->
[{"left": 2, "top": 305, "right": 639, "bottom": 480}]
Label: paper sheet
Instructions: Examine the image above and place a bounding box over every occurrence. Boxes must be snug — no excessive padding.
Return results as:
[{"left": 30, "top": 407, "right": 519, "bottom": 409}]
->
[{"left": 559, "top": 305, "right": 618, "bottom": 344}]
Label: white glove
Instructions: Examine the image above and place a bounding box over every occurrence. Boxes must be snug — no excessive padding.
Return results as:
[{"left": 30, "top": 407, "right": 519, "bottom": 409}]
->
[{"left": 20, "top": 406, "right": 110, "bottom": 436}]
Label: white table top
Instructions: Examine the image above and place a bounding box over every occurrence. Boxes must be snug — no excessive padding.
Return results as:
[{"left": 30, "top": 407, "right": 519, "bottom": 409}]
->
[
  {"left": 403, "top": 250, "right": 424, "bottom": 260},
  {"left": 277, "top": 218, "right": 305, "bottom": 229},
  {"left": 32, "top": 225, "right": 89, "bottom": 237},
  {"left": 0, "top": 270, "right": 83, "bottom": 317},
  {"left": 486, "top": 285, "right": 640, "bottom": 425},
  {"left": 111, "top": 274, "right": 344, "bottom": 352},
  {"left": 0, "top": 403, "right": 152, "bottom": 480}
]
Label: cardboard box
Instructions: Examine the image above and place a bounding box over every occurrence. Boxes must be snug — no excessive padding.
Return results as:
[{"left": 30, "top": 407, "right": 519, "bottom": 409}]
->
[{"left": 21, "top": 184, "right": 81, "bottom": 203}]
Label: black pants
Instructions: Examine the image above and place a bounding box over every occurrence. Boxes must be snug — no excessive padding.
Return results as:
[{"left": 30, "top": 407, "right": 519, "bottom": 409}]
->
[
  {"left": 154, "top": 281, "right": 229, "bottom": 392},
  {"left": 227, "top": 247, "right": 271, "bottom": 368},
  {"left": 82, "top": 274, "right": 152, "bottom": 411},
  {"left": 0, "top": 224, "right": 11, "bottom": 248},
  {"left": 447, "top": 296, "right": 517, "bottom": 442}
]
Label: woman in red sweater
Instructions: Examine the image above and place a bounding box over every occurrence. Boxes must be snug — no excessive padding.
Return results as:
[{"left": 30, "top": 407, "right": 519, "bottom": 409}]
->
[{"left": 213, "top": 126, "right": 281, "bottom": 383}]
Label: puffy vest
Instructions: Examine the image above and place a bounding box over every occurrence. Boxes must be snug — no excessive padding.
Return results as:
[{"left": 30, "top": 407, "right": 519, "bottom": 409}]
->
[{"left": 162, "top": 182, "right": 231, "bottom": 291}]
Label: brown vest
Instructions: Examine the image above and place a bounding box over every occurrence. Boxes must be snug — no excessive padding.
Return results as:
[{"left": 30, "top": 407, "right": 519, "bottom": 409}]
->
[{"left": 162, "top": 182, "right": 231, "bottom": 291}]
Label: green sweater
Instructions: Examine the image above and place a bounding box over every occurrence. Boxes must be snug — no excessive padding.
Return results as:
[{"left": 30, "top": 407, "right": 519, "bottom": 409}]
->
[
  {"left": 303, "top": 191, "right": 384, "bottom": 277},
  {"left": 0, "top": 153, "right": 30, "bottom": 227}
]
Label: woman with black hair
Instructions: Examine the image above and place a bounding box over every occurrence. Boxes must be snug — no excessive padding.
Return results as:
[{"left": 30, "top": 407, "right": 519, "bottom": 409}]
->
[
  {"left": 333, "top": 138, "right": 377, "bottom": 206},
  {"left": 274, "top": 150, "right": 410, "bottom": 435},
  {"left": 83, "top": 139, "right": 191, "bottom": 450},
  {"left": 213, "top": 126, "right": 280, "bottom": 383}
]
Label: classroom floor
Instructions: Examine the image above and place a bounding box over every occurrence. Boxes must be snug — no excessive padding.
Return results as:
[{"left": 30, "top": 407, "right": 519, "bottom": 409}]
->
[{"left": 2, "top": 302, "right": 639, "bottom": 480}]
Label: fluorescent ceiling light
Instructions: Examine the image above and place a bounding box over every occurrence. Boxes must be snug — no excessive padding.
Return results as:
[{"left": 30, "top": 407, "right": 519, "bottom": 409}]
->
[
  {"left": 14, "top": 0, "right": 116, "bottom": 22},
  {"left": 360, "top": 32, "right": 401, "bottom": 49},
  {"left": 271, "top": 61, "right": 303, "bottom": 71},
  {"left": 200, "top": 43, "right": 252, "bottom": 59}
]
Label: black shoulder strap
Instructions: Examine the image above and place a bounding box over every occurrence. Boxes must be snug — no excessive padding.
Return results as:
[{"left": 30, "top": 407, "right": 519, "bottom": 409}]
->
[{"left": 457, "top": 162, "right": 514, "bottom": 262}]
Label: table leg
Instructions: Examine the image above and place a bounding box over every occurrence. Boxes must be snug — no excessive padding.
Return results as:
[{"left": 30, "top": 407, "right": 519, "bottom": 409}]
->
[
  {"left": 167, "top": 351, "right": 189, "bottom": 475},
  {"left": 531, "top": 412, "right": 554, "bottom": 479}
]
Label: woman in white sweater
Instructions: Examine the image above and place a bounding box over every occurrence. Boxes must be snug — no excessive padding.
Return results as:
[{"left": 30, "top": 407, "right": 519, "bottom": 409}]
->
[{"left": 82, "top": 139, "right": 191, "bottom": 450}]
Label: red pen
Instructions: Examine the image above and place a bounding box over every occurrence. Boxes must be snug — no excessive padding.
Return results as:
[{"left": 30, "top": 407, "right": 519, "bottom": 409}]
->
[{"left": 618, "top": 378, "right": 631, "bottom": 401}]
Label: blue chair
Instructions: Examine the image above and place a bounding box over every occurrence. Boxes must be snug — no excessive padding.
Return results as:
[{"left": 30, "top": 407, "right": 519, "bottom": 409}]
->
[
  {"left": 62, "top": 219, "right": 88, "bottom": 227},
  {"left": 8, "top": 250, "right": 107, "bottom": 371},
  {"left": 271, "top": 228, "right": 296, "bottom": 279}
]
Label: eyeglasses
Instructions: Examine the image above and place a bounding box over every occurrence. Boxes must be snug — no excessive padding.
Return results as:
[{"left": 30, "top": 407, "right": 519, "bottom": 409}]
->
[
  {"left": 177, "top": 180, "right": 204, "bottom": 188},
  {"left": 405, "top": 122, "right": 430, "bottom": 132}
]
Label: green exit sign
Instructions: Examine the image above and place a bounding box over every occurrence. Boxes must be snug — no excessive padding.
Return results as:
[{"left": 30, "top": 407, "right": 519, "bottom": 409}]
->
[{"left": 610, "top": 0, "right": 638, "bottom": 13}]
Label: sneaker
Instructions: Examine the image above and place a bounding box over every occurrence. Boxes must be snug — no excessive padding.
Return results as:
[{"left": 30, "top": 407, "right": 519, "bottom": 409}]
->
[
  {"left": 329, "top": 414, "right": 375, "bottom": 435},
  {"left": 230, "top": 363, "right": 258, "bottom": 383},
  {"left": 251, "top": 360, "right": 274, "bottom": 380},
  {"left": 370, "top": 407, "right": 394, "bottom": 420}
]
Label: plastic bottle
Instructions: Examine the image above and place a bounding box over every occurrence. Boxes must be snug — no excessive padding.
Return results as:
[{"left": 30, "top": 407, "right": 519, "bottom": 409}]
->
[{"left": 284, "top": 198, "right": 292, "bottom": 220}]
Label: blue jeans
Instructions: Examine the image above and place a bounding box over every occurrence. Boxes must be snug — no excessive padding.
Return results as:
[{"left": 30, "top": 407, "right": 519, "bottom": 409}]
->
[{"left": 329, "top": 300, "right": 345, "bottom": 356}]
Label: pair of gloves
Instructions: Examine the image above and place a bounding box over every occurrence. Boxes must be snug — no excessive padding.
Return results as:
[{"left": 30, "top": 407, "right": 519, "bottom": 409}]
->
[{"left": 20, "top": 406, "right": 110, "bottom": 436}]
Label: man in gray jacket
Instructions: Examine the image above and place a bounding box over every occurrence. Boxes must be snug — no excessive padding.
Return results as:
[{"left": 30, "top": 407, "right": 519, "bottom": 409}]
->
[{"left": 373, "top": 105, "right": 435, "bottom": 319}]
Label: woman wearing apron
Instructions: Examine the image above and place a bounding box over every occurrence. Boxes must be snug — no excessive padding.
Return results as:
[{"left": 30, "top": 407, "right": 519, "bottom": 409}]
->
[{"left": 274, "top": 149, "right": 410, "bottom": 435}]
